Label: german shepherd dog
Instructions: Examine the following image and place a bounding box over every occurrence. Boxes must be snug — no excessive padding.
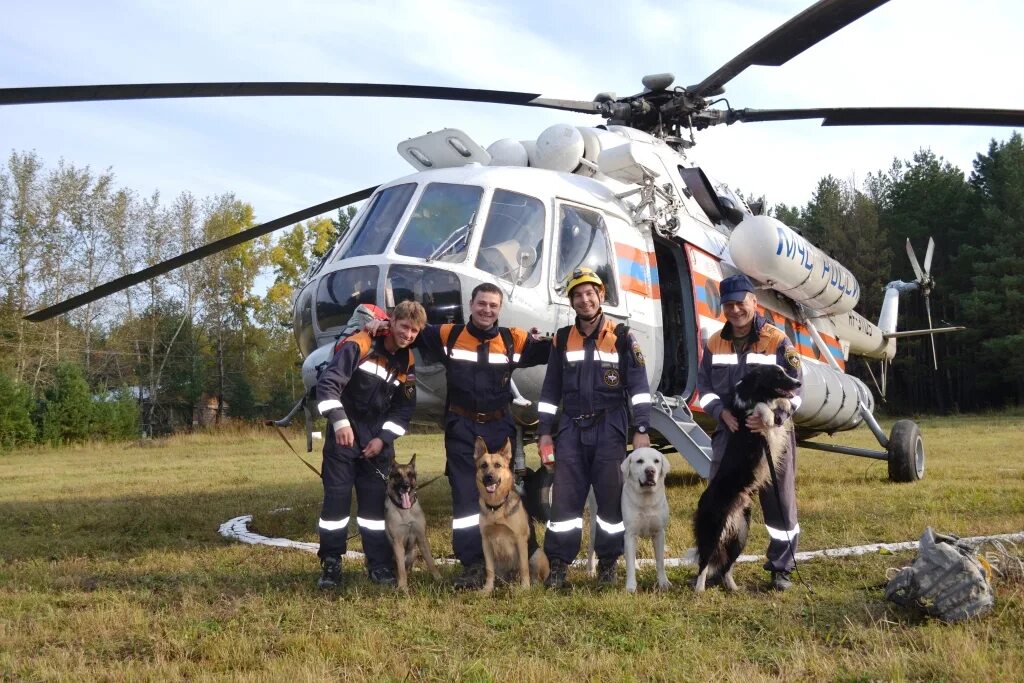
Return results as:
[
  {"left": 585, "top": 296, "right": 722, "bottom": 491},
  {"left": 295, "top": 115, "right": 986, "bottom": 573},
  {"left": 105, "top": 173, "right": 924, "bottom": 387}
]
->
[
  {"left": 474, "top": 437, "right": 550, "bottom": 595},
  {"left": 693, "top": 364, "right": 801, "bottom": 593},
  {"left": 384, "top": 455, "right": 442, "bottom": 591}
]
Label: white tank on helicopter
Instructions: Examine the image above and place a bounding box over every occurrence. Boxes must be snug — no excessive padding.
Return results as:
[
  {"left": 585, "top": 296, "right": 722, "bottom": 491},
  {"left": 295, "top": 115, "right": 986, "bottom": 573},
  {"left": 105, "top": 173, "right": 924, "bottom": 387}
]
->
[{"left": 729, "top": 215, "right": 861, "bottom": 315}]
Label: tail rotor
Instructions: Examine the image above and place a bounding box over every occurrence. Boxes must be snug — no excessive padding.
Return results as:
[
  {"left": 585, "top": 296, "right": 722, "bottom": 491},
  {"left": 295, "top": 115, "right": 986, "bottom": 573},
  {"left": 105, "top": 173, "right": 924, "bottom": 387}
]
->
[{"left": 906, "top": 237, "right": 938, "bottom": 370}]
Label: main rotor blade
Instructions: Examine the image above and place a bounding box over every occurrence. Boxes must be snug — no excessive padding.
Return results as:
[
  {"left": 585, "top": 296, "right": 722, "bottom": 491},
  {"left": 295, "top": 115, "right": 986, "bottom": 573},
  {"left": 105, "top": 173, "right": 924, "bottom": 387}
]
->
[
  {"left": 687, "top": 0, "right": 890, "bottom": 97},
  {"left": 923, "top": 236, "right": 935, "bottom": 275},
  {"left": 906, "top": 239, "right": 925, "bottom": 282},
  {"left": 730, "top": 107, "right": 1024, "bottom": 127},
  {"left": 0, "top": 82, "right": 601, "bottom": 114},
  {"left": 24, "top": 185, "right": 378, "bottom": 322}
]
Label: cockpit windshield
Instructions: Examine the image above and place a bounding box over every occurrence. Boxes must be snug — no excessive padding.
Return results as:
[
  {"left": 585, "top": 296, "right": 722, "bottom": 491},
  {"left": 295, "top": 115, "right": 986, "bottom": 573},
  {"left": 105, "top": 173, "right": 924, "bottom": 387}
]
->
[
  {"left": 339, "top": 183, "right": 415, "bottom": 259},
  {"left": 395, "top": 183, "right": 483, "bottom": 261}
]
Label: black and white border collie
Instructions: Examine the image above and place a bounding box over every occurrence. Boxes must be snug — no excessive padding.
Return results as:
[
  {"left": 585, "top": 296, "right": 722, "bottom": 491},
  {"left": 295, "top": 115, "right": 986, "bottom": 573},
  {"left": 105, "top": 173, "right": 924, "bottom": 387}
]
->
[{"left": 693, "top": 363, "right": 801, "bottom": 592}]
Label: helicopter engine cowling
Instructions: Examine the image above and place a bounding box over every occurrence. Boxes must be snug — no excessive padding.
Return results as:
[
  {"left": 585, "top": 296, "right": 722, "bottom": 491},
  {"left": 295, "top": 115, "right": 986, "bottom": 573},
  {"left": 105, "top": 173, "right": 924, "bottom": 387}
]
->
[
  {"left": 794, "top": 360, "right": 874, "bottom": 433},
  {"left": 729, "top": 215, "right": 860, "bottom": 315}
]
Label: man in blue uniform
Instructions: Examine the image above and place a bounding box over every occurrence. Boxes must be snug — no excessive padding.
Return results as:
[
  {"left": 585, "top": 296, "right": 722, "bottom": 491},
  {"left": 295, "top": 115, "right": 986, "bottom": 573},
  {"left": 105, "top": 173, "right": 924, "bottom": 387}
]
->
[
  {"left": 696, "top": 274, "right": 803, "bottom": 591},
  {"left": 368, "top": 283, "right": 551, "bottom": 589},
  {"left": 314, "top": 300, "right": 426, "bottom": 590},
  {"left": 537, "top": 268, "right": 652, "bottom": 589}
]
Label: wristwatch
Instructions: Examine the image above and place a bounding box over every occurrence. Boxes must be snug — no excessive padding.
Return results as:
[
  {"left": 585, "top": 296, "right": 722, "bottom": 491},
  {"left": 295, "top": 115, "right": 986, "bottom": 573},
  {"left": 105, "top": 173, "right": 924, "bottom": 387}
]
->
[{"left": 635, "top": 425, "right": 648, "bottom": 434}]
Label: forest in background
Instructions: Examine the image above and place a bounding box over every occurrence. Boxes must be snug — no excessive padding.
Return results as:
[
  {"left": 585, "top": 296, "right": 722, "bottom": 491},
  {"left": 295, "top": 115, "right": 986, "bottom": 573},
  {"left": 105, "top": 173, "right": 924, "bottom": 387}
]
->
[{"left": 1, "top": 132, "right": 1021, "bottom": 448}]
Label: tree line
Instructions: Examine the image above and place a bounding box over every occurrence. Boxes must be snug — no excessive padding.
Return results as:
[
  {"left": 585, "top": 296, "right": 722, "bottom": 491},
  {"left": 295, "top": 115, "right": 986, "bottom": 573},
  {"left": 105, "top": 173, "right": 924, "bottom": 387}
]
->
[
  {"left": 773, "top": 133, "right": 1024, "bottom": 412},
  {"left": 0, "top": 150, "right": 354, "bottom": 447},
  {"left": 1, "top": 134, "right": 1021, "bottom": 448}
]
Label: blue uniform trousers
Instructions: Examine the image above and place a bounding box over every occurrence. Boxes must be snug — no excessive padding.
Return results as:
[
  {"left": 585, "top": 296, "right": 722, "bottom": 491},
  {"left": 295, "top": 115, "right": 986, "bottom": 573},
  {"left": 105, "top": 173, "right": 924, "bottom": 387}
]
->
[
  {"left": 445, "top": 413, "right": 516, "bottom": 567},
  {"left": 544, "top": 410, "right": 628, "bottom": 564},
  {"left": 318, "top": 424, "right": 393, "bottom": 570}
]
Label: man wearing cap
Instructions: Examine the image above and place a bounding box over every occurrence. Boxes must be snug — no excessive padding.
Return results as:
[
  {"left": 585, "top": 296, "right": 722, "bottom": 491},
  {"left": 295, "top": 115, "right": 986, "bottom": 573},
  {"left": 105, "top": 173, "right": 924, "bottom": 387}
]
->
[
  {"left": 537, "top": 267, "right": 652, "bottom": 589},
  {"left": 696, "top": 273, "right": 803, "bottom": 590}
]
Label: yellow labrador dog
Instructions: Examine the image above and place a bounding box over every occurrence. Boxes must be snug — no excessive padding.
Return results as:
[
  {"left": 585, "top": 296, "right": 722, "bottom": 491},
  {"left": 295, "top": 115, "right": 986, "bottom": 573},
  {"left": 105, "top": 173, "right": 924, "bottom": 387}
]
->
[{"left": 620, "top": 447, "right": 672, "bottom": 593}]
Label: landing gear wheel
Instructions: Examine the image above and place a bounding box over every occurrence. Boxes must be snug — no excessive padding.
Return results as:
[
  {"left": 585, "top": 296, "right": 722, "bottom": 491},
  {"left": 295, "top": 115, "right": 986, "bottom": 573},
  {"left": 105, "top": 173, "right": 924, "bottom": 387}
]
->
[{"left": 887, "top": 419, "right": 925, "bottom": 482}]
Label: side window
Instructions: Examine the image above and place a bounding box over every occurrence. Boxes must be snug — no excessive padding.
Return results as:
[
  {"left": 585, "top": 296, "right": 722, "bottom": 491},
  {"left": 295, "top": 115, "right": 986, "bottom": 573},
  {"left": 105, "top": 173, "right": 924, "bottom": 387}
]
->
[
  {"left": 474, "top": 189, "right": 545, "bottom": 286},
  {"left": 339, "top": 183, "right": 415, "bottom": 259},
  {"left": 315, "top": 266, "right": 379, "bottom": 332},
  {"left": 293, "top": 284, "right": 316, "bottom": 357},
  {"left": 395, "top": 183, "right": 483, "bottom": 261},
  {"left": 555, "top": 204, "right": 618, "bottom": 306}
]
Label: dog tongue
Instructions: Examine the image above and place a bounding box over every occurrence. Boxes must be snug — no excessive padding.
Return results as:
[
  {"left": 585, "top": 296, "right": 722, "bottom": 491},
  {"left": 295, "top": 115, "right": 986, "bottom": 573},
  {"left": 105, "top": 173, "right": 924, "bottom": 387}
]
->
[
  {"left": 401, "top": 491, "right": 412, "bottom": 509},
  {"left": 486, "top": 484, "right": 498, "bottom": 494}
]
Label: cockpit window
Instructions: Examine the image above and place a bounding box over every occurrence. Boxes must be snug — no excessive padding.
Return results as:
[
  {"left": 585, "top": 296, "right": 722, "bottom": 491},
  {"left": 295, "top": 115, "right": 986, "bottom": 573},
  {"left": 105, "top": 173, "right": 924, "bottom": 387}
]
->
[
  {"left": 339, "top": 183, "right": 415, "bottom": 259},
  {"left": 395, "top": 183, "right": 483, "bottom": 261},
  {"left": 315, "top": 266, "right": 379, "bottom": 333},
  {"left": 555, "top": 204, "right": 618, "bottom": 306},
  {"left": 475, "top": 189, "right": 544, "bottom": 286}
]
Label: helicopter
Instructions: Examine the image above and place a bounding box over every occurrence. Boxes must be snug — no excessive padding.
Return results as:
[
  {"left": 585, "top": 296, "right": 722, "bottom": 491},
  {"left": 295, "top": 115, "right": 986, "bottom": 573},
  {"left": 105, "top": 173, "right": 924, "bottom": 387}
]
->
[{"left": 7, "top": 0, "right": 1023, "bottom": 482}]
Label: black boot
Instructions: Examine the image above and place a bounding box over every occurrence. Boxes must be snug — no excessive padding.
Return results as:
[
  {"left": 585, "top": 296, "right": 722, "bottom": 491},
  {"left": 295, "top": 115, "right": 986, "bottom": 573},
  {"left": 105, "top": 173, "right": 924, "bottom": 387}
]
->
[
  {"left": 368, "top": 565, "right": 397, "bottom": 587},
  {"left": 317, "top": 556, "right": 342, "bottom": 590},
  {"left": 545, "top": 559, "right": 570, "bottom": 589},
  {"left": 597, "top": 558, "right": 618, "bottom": 587},
  {"left": 452, "top": 562, "right": 485, "bottom": 590},
  {"left": 770, "top": 571, "right": 793, "bottom": 591}
]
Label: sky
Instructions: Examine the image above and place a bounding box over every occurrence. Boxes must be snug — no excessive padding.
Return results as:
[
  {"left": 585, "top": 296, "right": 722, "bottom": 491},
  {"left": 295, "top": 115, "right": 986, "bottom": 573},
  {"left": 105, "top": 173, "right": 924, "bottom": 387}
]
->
[{"left": 3, "top": 0, "right": 1023, "bottom": 231}]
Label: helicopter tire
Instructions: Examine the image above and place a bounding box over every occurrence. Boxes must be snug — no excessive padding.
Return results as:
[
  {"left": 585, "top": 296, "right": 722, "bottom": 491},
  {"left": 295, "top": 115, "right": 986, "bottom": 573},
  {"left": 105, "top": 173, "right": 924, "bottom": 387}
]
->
[{"left": 887, "top": 419, "right": 925, "bottom": 482}]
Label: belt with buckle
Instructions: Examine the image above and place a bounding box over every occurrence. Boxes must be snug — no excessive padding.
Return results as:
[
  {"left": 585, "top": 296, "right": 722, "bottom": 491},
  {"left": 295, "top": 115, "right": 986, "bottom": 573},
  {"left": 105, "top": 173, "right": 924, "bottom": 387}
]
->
[
  {"left": 449, "top": 404, "right": 507, "bottom": 423},
  {"left": 570, "top": 409, "right": 606, "bottom": 425}
]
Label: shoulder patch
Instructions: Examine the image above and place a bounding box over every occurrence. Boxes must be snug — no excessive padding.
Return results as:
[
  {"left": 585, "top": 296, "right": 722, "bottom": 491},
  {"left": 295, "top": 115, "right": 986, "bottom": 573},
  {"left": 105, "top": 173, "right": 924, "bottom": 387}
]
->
[
  {"left": 784, "top": 347, "right": 802, "bottom": 370},
  {"left": 631, "top": 337, "right": 645, "bottom": 367}
]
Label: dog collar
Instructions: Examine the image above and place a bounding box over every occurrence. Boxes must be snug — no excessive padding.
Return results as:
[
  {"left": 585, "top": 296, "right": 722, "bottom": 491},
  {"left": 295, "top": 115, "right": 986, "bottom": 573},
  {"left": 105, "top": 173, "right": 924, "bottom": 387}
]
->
[{"left": 484, "top": 494, "right": 511, "bottom": 511}]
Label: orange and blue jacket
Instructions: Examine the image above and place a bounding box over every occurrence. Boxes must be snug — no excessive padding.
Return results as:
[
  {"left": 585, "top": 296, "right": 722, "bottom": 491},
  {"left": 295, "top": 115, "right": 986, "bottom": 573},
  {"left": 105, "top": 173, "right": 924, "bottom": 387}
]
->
[
  {"left": 315, "top": 331, "right": 416, "bottom": 444},
  {"left": 537, "top": 313, "right": 651, "bottom": 436}
]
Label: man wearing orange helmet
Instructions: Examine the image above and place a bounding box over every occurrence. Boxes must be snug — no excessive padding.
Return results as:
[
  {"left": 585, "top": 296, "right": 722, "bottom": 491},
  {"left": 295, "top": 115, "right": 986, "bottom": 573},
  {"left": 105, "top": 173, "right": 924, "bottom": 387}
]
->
[{"left": 537, "top": 267, "right": 652, "bottom": 589}]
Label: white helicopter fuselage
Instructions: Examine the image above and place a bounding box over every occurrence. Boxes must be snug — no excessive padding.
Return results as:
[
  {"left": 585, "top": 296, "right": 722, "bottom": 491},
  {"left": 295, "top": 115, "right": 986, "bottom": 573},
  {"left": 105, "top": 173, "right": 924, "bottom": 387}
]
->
[{"left": 294, "top": 124, "right": 889, "bottom": 437}]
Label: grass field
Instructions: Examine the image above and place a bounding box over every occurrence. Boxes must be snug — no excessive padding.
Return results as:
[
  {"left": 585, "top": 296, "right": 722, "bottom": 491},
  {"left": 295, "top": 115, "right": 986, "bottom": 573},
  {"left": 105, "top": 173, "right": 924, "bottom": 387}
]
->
[{"left": 2, "top": 414, "right": 1023, "bottom": 681}]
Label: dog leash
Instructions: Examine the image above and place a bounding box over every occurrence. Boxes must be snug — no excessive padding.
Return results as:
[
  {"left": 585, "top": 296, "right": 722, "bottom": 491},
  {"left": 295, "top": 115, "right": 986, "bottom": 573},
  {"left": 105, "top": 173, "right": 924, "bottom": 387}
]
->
[{"left": 269, "top": 423, "right": 322, "bottom": 478}]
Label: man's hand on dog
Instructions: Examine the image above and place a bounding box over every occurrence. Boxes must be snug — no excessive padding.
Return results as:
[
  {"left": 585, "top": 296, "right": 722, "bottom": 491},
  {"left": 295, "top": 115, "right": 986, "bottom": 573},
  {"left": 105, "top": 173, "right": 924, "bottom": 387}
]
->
[
  {"left": 745, "top": 413, "right": 770, "bottom": 434},
  {"left": 336, "top": 425, "right": 355, "bottom": 447},
  {"left": 632, "top": 432, "right": 651, "bottom": 450},
  {"left": 721, "top": 409, "right": 740, "bottom": 432},
  {"left": 362, "top": 438, "right": 385, "bottom": 458}
]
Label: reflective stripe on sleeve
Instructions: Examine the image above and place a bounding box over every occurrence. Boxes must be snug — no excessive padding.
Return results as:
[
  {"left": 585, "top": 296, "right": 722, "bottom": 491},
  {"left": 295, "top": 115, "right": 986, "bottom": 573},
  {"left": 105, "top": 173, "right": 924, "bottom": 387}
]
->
[
  {"left": 747, "top": 353, "right": 778, "bottom": 365},
  {"left": 765, "top": 523, "right": 801, "bottom": 541},
  {"left": 711, "top": 354, "right": 738, "bottom": 365},
  {"left": 452, "top": 514, "right": 480, "bottom": 530},
  {"left": 318, "top": 516, "right": 350, "bottom": 531},
  {"left": 546, "top": 518, "right": 584, "bottom": 533},
  {"left": 317, "top": 399, "right": 342, "bottom": 414},
  {"left": 538, "top": 402, "right": 558, "bottom": 415},
  {"left": 382, "top": 421, "right": 406, "bottom": 436},
  {"left": 332, "top": 419, "right": 351, "bottom": 432},
  {"left": 631, "top": 392, "right": 652, "bottom": 406},
  {"left": 357, "top": 517, "right": 386, "bottom": 531},
  {"left": 595, "top": 516, "right": 625, "bottom": 534},
  {"left": 698, "top": 393, "right": 720, "bottom": 409}
]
